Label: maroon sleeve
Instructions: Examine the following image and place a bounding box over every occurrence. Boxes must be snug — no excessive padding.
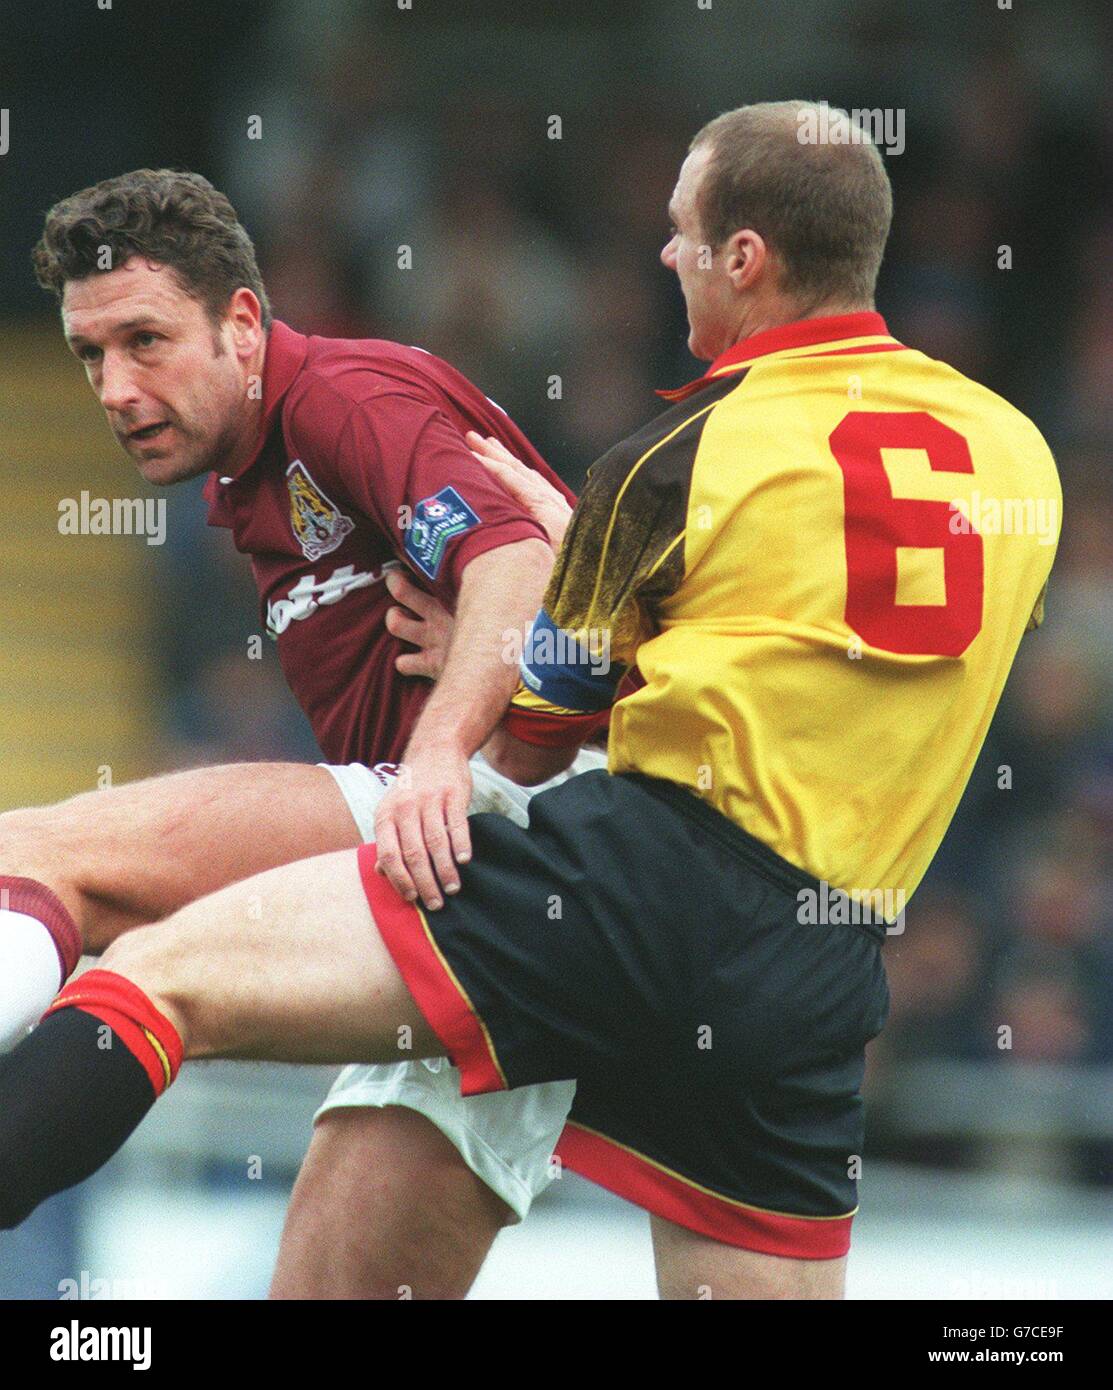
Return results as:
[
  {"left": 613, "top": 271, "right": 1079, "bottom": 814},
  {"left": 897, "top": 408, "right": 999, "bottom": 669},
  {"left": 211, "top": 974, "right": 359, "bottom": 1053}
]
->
[{"left": 289, "top": 386, "right": 549, "bottom": 602}]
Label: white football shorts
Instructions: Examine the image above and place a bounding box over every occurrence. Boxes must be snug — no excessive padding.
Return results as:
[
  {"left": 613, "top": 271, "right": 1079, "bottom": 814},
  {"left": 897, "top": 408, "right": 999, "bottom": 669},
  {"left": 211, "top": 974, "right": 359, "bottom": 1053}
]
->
[{"left": 316, "top": 747, "right": 606, "bottom": 1220}]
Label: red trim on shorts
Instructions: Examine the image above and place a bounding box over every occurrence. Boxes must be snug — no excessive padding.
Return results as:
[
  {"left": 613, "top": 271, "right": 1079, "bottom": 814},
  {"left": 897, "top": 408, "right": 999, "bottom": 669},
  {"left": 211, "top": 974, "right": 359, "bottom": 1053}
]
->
[
  {"left": 358, "top": 843, "right": 507, "bottom": 1095},
  {"left": 555, "top": 1121, "right": 854, "bottom": 1259}
]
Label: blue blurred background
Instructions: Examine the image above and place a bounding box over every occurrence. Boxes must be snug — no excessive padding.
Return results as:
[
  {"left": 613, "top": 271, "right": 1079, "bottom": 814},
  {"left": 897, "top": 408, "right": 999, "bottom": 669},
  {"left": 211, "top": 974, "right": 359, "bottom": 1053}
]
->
[{"left": 1, "top": 0, "right": 1110, "bottom": 1298}]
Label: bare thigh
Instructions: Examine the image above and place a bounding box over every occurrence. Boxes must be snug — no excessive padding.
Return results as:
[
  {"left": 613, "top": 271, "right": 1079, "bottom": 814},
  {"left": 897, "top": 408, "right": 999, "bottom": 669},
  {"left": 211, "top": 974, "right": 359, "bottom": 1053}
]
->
[
  {"left": 101, "top": 848, "right": 439, "bottom": 1064},
  {"left": 0, "top": 763, "right": 361, "bottom": 950},
  {"left": 95, "top": 827, "right": 509, "bottom": 1301},
  {"left": 271, "top": 1107, "right": 511, "bottom": 1300},
  {"left": 651, "top": 1216, "right": 847, "bottom": 1299}
]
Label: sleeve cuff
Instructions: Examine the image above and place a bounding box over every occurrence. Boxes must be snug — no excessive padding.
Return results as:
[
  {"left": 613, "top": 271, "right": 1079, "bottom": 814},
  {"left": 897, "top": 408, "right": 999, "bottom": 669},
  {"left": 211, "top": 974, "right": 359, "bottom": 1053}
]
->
[
  {"left": 501, "top": 704, "right": 611, "bottom": 748},
  {"left": 445, "top": 519, "right": 551, "bottom": 594}
]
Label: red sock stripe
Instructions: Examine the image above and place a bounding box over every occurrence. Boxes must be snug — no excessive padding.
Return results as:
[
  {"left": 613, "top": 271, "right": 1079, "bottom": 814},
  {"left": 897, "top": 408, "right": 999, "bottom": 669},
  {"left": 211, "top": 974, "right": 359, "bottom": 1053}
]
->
[
  {"left": 0, "top": 875, "right": 82, "bottom": 979},
  {"left": 45, "top": 969, "right": 184, "bottom": 1096}
]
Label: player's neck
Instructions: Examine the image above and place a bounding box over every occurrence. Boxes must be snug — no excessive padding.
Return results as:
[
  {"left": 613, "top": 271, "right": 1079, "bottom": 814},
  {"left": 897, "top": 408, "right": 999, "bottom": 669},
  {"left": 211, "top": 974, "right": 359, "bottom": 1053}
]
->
[
  {"left": 219, "top": 339, "right": 270, "bottom": 476},
  {"left": 728, "top": 297, "right": 874, "bottom": 349}
]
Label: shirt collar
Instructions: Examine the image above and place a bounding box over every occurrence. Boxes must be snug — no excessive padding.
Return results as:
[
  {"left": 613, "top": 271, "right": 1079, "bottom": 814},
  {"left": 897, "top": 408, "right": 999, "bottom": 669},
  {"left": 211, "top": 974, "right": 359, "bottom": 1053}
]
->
[
  {"left": 657, "top": 311, "right": 896, "bottom": 402},
  {"left": 228, "top": 319, "right": 309, "bottom": 478}
]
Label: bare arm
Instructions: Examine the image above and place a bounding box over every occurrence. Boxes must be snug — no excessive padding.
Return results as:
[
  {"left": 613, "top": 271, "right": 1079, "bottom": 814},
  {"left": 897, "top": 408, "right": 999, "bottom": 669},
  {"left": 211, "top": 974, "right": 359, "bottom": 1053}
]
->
[
  {"left": 480, "top": 726, "right": 577, "bottom": 786},
  {"left": 383, "top": 568, "right": 584, "bottom": 788},
  {"left": 383, "top": 564, "right": 581, "bottom": 788},
  {"left": 463, "top": 433, "right": 591, "bottom": 782},
  {"left": 404, "top": 537, "right": 553, "bottom": 760},
  {"left": 373, "top": 537, "right": 553, "bottom": 908},
  {"left": 388, "top": 437, "right": 603, "bottom": 795}
]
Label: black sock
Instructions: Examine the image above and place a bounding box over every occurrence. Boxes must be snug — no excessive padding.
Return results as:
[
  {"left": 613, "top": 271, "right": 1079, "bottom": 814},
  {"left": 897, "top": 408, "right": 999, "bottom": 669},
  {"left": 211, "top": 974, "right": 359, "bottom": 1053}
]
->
[{"left": 0, "top": 1008, "right": 157, "bottom": 1228}]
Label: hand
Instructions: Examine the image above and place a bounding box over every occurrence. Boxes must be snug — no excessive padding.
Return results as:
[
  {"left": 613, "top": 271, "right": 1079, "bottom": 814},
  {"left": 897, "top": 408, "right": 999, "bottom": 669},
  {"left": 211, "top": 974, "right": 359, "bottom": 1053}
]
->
[
  {"left": 384, "top": 568, "right": 455, "bottom": 680},
  {"left": 465, "top": 431, "right": 574, "bottom": 552},
  {"left": 373, "top": 742, "right": 473, "bottom": 910}
]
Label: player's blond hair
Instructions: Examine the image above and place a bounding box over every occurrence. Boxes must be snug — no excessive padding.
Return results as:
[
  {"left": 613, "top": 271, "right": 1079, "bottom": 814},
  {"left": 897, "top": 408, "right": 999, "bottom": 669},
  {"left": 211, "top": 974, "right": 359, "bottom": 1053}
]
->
[{"left": 690, "top": 100, "right": 893, "bottom": 308}]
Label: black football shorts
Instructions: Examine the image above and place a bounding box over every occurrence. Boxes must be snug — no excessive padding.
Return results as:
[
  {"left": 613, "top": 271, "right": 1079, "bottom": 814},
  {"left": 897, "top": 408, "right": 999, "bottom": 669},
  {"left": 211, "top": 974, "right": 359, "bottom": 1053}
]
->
[{"left": 361, "top": 769, "right": 889, "bottom": 1258}]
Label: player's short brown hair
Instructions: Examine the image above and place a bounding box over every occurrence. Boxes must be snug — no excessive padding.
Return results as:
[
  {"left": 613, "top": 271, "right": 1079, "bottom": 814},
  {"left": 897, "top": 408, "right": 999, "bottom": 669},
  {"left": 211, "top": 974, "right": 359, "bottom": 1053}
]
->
[
  {"left": 32, "top": 168, "right": 272, "bottom": 331},
  {"left": 689, "top": 101, "right": 892, "bottom": 307}
]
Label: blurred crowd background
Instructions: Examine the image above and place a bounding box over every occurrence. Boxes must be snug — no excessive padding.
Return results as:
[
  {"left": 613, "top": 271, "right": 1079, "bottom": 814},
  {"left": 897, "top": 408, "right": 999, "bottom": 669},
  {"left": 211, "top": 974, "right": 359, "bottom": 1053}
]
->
[{"left": 1, "top": 0, "right": 1111, "bottom": 1248}]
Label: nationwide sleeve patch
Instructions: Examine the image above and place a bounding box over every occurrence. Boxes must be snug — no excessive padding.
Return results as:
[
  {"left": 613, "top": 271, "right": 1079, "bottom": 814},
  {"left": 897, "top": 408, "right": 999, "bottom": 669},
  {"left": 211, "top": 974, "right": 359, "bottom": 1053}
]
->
[{"left": 404, "top": 485, "right": 482, "bottom": 580}]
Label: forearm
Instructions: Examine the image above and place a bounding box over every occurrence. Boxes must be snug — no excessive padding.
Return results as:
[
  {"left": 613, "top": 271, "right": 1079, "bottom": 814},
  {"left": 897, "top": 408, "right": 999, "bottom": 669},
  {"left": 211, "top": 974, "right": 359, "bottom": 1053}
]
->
[
  {"left": 401, "top": 538, "right": 553, "bottom": 761},
  {"left": 481, "top": 726, "right": 578, "bottom": 785}
]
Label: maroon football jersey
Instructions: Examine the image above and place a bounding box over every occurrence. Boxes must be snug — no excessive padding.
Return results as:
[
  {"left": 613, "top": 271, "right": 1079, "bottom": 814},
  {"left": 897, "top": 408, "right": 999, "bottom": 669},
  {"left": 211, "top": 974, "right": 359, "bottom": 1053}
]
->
[{"left": 204, "top": 320, "right": 575, "bottom": 765}]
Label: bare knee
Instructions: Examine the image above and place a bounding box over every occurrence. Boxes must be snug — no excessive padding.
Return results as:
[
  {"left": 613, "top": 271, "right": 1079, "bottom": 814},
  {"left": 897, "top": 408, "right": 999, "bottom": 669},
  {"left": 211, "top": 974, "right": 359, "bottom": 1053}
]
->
[
  {"left": 3, "top": 779, "right": 200, "bottom": 953},
  {"left": 272, "top": 1106, "right": 512, "bottom": 1300},
  {"left": 0, "top": 802, "right": 67, "bottom": 877},
  {"left": 99, "top": 921, "right": 196, "bottom": 1052},
  {"left": 0, "top": 803, "right": 88, "bottom": 929}
]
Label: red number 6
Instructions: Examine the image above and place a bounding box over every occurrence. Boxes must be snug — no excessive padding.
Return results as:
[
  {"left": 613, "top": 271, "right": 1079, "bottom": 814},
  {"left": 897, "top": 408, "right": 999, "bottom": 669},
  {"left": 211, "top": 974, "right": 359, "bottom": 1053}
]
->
[{"left": 829, "top": 411, "right": 983, "bottom": 657}]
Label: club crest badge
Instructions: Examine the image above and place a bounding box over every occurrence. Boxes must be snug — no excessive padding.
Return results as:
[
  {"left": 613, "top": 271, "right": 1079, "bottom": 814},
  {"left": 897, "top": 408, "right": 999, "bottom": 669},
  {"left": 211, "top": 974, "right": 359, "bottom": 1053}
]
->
[
  {"left": 405, "top": 485, "right": 482, "bottom": 580},
  {"left": 286, "top": 460, "right": 354, "bottom": 561}
]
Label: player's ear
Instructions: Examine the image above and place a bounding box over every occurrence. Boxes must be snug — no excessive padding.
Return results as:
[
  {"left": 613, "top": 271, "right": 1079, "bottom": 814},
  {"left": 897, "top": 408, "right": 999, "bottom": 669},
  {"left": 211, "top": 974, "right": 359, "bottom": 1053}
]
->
[
  {"left": 726, "top": 229, "right": 766, "bottom": 293},
  {"left": 226, "top": 288, "right": 264, "bottom": 355}
]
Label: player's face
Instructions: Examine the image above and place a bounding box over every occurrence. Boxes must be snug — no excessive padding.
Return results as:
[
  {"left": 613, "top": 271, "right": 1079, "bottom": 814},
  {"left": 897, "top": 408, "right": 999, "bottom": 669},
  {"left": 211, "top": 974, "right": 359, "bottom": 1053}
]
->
[
  {"left": 62, "top": 258, "right": 256, "bottom": 486},
  {"left": 660, "top": 146, "right": 737, "bottom": 362}
]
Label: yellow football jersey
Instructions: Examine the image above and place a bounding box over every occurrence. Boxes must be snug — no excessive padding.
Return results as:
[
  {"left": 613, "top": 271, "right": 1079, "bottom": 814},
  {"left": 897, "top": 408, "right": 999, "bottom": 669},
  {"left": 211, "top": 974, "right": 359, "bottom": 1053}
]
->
[{"left": 505, "top": 313, "right": 1061, "bottom": 904}]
